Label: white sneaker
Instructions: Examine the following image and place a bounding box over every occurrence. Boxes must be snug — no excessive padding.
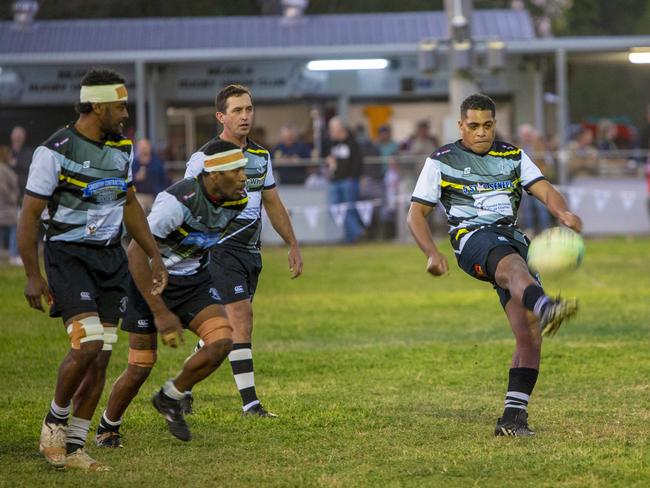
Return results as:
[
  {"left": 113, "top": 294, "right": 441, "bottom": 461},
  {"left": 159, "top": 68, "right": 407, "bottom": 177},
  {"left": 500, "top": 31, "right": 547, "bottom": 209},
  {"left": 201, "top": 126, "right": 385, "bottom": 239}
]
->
[
  {"left": 65, "top": 448, "right": 111, "bottom": 471},
  {"left": 39, "top": 419, "right": 66, "bottom": 469}
]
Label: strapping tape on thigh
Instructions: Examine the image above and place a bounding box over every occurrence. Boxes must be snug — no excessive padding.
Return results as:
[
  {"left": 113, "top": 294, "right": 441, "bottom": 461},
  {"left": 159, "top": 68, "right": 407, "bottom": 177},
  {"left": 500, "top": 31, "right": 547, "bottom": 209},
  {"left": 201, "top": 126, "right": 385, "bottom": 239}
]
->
[{"left": 196, "top": 317, "right": 232, "bottom": 344}]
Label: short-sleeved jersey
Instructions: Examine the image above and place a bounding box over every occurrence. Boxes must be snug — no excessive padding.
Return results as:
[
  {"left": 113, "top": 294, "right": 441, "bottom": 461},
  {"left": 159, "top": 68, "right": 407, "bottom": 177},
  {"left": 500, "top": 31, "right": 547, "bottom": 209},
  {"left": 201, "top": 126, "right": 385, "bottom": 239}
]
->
[
  {"left": 411, "top": 140, "right": 545, "bottom": 254},
  {"left": 25, "top": 125, "right": 133, "bottom": 247},
  {"left": 185, "top": 137, "right": 275, "bottom": 254},
  {"left": 148, "top": 176, "right": 248, "bottom": 276}
]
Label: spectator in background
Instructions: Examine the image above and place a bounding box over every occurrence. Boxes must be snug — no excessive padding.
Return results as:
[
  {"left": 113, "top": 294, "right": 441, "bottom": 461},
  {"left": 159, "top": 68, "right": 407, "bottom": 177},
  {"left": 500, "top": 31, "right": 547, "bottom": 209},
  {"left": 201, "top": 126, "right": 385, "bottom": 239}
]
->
[
  {"left": 567, "top": 127, "right": 599, "bottom": 178},
  {"left": 375, "top": 124, "right": 402, "bottom": 238},
  {"left": 8, "top": 125, "right": 33, "bottom": 265},
  {"left": 517, "top": 124, "right": 551, "bottom": 235},
  {"left": 273, "top": 122, "right": 311, "bottom": 184},
  {"left": 400, "top": 119, "right": 439, "bottom": 157},
  {"left": 0, "top": 146, "right": 20, "bottom": 265},
  {"left": 9, "top": 125, "right": 34, "bottom": 201},
  {"left": 596, "top": 118, "right": 618, "bottom": 151},
  {"left": 325, "top": 116, "right": 364, "bottom": 243},
  {"left": 376, "top": 125, "right": 400, "bottom": 163},
  {"left": 133, "top": 139, "right": 169, "bottom": 214}
]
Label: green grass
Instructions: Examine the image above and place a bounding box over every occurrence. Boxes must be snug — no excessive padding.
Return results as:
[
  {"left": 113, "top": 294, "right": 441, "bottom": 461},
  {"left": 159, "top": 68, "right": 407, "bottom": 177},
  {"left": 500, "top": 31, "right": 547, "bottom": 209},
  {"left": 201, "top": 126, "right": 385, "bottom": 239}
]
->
[{"left": 0, "top": 237, "right": 649, "bottom": 487}]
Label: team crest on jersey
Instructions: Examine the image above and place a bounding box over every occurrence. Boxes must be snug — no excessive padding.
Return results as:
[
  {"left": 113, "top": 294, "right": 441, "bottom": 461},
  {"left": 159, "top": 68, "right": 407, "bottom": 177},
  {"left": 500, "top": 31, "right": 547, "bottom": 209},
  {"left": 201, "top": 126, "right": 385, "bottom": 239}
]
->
[
  {"left": 463, "top": 167, "right": 471, "bottom": 175},
  {"left": 209, "top": 287, "right": 221, "bottom": 301},
  {"left": 82, "top": 178, "right": 127, "bottom": 202},
  {"left": 82, "top": 160, "right": 91, "bottom": 169}
]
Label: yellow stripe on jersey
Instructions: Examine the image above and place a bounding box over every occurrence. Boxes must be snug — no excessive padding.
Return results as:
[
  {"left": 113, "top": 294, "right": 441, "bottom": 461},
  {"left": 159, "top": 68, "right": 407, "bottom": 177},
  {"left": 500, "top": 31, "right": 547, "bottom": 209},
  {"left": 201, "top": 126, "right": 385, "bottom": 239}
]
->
[
  {"left": 487, "top": 148, "right": 521, "bottom": 157},
  {"left": 246, "top": 148, "right": 269, "bottom": 155},
  {"left": 455, "top": 228, "right": 470, "bottom": 240},
  {"left": 59, "top": 174, "right": 88, "bottom": 188},
  {"left": 222, "top": 196, "right": 249, "bottom": 207},
  {"left": 105, "top": 140, "right": 132, "bottom": 147},
  {"left": 176, "top": 227, "right": 189, "bottom": 236},
  {"left": 441, "top": 179, "right": 465, "bottom": 190}
]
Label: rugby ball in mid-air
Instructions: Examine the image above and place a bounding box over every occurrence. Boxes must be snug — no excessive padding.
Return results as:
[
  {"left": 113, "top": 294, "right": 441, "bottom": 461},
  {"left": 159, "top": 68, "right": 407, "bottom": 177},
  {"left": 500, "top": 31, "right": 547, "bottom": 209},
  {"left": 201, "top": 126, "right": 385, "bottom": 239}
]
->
[{"left": 527, "top": 227, "right": 585, "bottom": 273}]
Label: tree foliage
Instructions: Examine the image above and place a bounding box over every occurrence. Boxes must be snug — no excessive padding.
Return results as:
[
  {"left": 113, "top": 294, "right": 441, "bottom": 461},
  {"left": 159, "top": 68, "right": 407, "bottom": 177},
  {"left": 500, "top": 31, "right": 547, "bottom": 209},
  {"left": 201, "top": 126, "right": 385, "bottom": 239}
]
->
[{"left": 1, "top": 0, "right": 648, "bottom": 35}]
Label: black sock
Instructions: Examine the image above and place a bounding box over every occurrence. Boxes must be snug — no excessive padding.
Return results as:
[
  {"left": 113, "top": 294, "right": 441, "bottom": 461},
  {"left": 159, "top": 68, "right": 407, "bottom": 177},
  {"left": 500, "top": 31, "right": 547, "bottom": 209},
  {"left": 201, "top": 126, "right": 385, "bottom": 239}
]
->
[
  {"left": 45, "top": 410, "right": 68, "bottom": 426},
  {"left": 97, "top": 412, "right": 121, "bottom": 434},
  {"left": 45, "top": 399, "right": 70, "bottom": 426},
  {"left": 503, "top": 367, "right": 539, "bottom": 420},
  {"left": 522, "top": 285, "right": 551, "bottom": 317}
]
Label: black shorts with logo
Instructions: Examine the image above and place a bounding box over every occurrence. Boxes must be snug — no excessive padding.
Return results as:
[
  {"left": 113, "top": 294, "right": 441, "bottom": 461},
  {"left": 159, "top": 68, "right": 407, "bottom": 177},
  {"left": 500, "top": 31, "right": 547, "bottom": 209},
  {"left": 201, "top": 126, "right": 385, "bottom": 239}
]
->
[
  {"left": 121, "top": 269, "right": 220, "bottom": 334},
  {"left": 44, "top": 241, "right": 129, "bottom": 324},
  {"left": 208, "top": 247, "right": 263, "bottom": 304},
  {"left": 456, "top": 226, "right": 534, "bottom": 307}
]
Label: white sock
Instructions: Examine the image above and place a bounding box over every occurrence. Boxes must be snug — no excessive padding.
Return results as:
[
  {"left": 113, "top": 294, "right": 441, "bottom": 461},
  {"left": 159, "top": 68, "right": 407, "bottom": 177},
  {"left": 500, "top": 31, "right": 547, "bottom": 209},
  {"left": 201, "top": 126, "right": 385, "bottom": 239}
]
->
[
  {"left": 163, "top": 380, "right": 185, "bottom": 401},
  {"left": 66, "top": 416, "right": 91, "bottom": 450},
  {"left": 49, "top": 399, "right": 71, "bottom": 422}
]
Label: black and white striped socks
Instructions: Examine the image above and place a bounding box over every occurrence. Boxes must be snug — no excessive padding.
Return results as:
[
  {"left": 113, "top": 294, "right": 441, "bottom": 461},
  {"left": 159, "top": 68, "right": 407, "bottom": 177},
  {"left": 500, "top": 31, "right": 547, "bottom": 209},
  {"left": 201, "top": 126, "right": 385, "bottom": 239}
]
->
[
  {"left": 503, "top": 367, "right": 539, "bottom": 420},
  {"left": 228, "top": 343, "right": 259, "bottom": 411}
]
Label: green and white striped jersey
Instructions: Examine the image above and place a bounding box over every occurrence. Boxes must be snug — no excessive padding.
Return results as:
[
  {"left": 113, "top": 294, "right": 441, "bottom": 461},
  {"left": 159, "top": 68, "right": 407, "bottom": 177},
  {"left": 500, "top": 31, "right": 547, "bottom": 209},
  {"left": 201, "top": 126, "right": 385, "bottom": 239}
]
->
[
  {"left": 185, "top": 137, "right": 275, "bottom": 254},
  {"left": 25, "top": 125, "right": 133, "bottom": 247},
  {"left": 148, "top": 177, "right": 247, "bottom": 276},
  {"left": 411, "top": 140, "right": 545, "bottom": 254}
]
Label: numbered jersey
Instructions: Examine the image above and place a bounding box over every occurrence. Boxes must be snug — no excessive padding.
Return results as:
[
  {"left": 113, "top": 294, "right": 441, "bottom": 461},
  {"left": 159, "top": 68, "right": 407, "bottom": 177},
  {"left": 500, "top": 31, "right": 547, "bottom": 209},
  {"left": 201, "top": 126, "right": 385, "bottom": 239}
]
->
[
  {"left": 25, "top": 125, "right": 133, "bottom": 247},
  {"left": 185, "top": 137, "right": 275, "bottom": 254},
  {"left": 411, "top": 140, "right": 545, "bottom": 253}
]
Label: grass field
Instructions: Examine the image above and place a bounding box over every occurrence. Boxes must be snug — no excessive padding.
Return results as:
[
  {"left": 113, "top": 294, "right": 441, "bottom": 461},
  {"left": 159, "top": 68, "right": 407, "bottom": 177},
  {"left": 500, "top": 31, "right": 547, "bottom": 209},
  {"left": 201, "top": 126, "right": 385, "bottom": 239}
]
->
[{"left": 0, "top": 237, "right": 649, "bottom": 487}]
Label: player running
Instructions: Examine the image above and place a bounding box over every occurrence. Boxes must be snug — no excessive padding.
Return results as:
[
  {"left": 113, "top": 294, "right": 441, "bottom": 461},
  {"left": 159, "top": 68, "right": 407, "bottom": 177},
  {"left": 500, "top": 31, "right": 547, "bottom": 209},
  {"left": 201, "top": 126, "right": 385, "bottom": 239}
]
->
[{"left": 95, "top": 140, "right": 248, "bottom": 445}]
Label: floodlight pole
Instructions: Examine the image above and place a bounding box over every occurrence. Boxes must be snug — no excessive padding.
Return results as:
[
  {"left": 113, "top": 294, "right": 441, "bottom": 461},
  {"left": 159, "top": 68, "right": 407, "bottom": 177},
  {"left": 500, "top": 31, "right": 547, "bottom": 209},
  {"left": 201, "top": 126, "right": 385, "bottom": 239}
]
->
[
  {"left": 135, "top": 60, "right": 147, "bottom": 140},
  {"left": 555, "top": 48, "right": 569, "bottom": 187},
  {"left": 444, "top": 0, "right": 479, "bottom": 142}
]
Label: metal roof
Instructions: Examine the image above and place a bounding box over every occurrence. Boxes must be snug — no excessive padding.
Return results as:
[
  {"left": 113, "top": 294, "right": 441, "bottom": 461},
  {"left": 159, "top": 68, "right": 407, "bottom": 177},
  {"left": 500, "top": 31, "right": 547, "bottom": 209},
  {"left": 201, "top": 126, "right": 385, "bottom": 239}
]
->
[{"left": 0, "top": 9, "right": 535, "bottom": 64}]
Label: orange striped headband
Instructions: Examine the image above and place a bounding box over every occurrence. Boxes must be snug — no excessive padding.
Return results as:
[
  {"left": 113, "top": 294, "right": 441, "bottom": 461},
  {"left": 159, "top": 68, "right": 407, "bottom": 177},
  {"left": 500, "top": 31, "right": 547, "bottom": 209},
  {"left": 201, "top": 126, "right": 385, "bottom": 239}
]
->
[{"left": 203, "top": 148, "right": 247, "bottom": 172}]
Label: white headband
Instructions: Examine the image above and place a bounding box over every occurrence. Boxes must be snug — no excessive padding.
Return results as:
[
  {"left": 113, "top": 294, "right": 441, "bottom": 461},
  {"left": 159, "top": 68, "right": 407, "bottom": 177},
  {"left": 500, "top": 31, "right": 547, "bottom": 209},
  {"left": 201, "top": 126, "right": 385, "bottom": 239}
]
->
[{"left": 79, "top": 84, "right": 128, "bottom": 103}]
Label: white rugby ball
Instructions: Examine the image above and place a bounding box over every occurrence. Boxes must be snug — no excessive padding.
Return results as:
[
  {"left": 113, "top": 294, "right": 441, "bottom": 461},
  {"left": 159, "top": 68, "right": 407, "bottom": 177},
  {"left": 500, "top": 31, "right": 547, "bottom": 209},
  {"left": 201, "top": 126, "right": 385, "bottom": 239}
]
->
[{"left": 527, "top": 227, "right": 585, "bottom": 273}]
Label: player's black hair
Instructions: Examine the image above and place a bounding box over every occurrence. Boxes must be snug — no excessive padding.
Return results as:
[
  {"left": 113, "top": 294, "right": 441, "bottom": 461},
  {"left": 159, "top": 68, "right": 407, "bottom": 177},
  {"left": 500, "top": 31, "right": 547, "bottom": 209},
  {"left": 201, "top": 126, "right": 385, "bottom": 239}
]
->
[
  {"left": 215, "top": 84, "right": 252, "bottom": 113},
  {"left": 460, "top": 93, "right": 496, "bottom": 119},
  {"left": 76, "top": 68, "right": 126, "bottom": 114}
]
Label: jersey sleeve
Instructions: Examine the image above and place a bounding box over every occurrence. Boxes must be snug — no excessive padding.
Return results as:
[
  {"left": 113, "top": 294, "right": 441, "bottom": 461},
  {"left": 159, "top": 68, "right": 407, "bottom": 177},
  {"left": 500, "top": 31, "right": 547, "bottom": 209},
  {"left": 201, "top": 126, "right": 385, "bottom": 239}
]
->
[
  {"left": 147, "top": 191, "right": 185, "bottom": 239},
  {"left": 263, "top": 154, "right": 276, "bottom": 190},
  {"left": 184, "top": 151, "right": 204, "bottom": 178},
  {"left": 24, "top": 146, "right": 60, "bottom": 200},
  {"left": 520, "top": 150, "right": 546, "bottom": 189},
  {"left": 411, "top": 157, "right": 441, "bottom": 206}
]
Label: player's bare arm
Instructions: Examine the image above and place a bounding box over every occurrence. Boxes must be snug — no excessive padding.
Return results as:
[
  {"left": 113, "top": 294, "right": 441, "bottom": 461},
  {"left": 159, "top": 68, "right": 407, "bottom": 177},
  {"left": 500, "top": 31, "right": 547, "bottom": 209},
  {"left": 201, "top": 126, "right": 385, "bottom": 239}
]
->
[
  {"left": 17, "top": 194, "right": 51, "bottom": 311},
  {"left": 407, "top": 201, "right": 449, "bottom": 276},
  {"left": 262, "top": 187, "right": 303, "bottom": 279},
  {"left": 123, "top": 186, "right": 168, "bottom": 294},
  {"left": 528, "top": 180, "right": 583, "bottom": 233},
  {"left": 126, "top": 239, "right": 183, "bottom": 348}
]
